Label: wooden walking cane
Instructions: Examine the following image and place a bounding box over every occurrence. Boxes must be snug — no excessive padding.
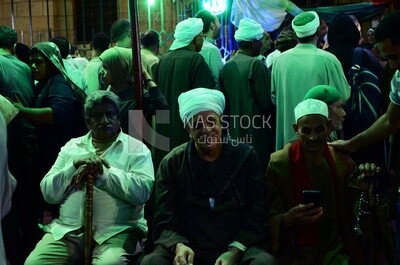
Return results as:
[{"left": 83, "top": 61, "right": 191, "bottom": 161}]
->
[{"left": 85, "top": 174, "right": 94, "bottom": 265}]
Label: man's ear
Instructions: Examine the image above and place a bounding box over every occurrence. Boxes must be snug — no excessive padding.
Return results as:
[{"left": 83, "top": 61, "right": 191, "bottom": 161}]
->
[
  {"left": 293, "top": 123, "right": 299, "bottom": 134},
  {"left": 128, "top": 29, "right": 132, "bottom": 38},
  {"left": 185, "top": 126, "right": 193, "bottom": 138},
  {"left": 327, "top": 119, "right": 333, "bottom": 132},
  {"left": 210, "top": 21, "right": 215, "bottom": 31}
]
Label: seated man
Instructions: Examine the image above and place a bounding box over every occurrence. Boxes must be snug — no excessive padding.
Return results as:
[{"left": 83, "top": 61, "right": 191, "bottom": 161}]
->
[
  {"left": 141, "top": 88, "right": 277, "bottom": 265},
  {"left": 25, "top": 90, "right": 155, "bottom": 265},
  {"left": 304, "top": 84, "right": 346, "bottom": 141},
  {"left": 265, "top": 98, "right": 390, "bottom": 264}
]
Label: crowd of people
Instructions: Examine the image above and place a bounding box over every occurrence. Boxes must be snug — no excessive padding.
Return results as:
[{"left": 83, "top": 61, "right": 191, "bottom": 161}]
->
[{"left": 0, "top": 7, "right": 400, "bottom": 265}]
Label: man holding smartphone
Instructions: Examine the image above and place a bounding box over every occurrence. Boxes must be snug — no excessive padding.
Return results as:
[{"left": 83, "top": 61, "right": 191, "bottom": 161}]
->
[{"left": 265, "top": 99, "right": 390, "bottom": 264}]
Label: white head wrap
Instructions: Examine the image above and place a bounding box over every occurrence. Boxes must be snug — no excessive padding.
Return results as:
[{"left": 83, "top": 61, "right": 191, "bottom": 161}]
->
[
  {"left": 178, "top": 88, "right": 225, "bottom": 124},
  {"left": 234, "top": 18, "right": 264, "bottom": 42},
  {"left": 170, "top": 18, "right": 204, "bottom": 50},
  {"left": 294, "top": 99, "right": 328, "bottom": 123},
  {"left": 292, "top": 11, "right": 320, "bottom": 38}
]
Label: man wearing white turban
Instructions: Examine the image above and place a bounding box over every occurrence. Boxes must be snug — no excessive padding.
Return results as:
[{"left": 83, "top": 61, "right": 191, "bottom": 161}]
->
[
  {"left": 142, "top": 88, "right": 278, "bottom": 265},
  {"left": 266, "top": 99, "right": 381, "bottom": 264},
  {"left": 272, "top": 11, "right": 350, "bottom": 150},
  {"left": 154, "top": 18, "right": 215, "bottom": 168},
  {"left": 220, "top": 17, "right": 274, "bottom": 173}
]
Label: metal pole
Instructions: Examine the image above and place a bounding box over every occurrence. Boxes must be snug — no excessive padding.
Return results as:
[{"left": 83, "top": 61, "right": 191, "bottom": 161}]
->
[
  {"left": 46, "top": 0, "right": 51, "bottom": 40},
  {"left": 127, "top": 0, "right": 131, "bottom": 20},
  {"left": 100, "top": 0, "right": 104, "bottom": 32},
  {"left": 117, "top": 0, "right": 121, "bottom": 19},
  {"left": 28, "top": 0, "right": 33, "bottom": 46},
  {"left": 81, "top": 0, "right": 86, "bottom": 48},
  {"left": 64, "top": 0, "right": 68, "bottom": 39},
  {"left": 129, "top": 0, "right": 143, "bottom": 110},
  {"left": 10, "top": 0, "right": 15, "bottom": 29},
  {"left": 147, "top": 1, "right": 151, "bottom": 30}
]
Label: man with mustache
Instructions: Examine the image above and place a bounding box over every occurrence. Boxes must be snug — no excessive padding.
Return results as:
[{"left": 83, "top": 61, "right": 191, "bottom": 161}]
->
[
  {"left": 25, "top": 90, "right": 154, "bottom": 264},
  {"left": 142, "top": 88, "right": 277, "bottom": 265},
  {"left": 265, "top": 99, "right": 388, "bottom": 264}
]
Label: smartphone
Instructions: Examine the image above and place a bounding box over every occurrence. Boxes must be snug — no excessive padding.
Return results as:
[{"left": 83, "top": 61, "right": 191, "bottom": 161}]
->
[{"left": 302, "top": 190, "right": 322, "bottom": 208}]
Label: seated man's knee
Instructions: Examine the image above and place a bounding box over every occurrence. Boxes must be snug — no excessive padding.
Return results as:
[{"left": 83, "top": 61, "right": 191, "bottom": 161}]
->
[
  {"left": 241, "top": 247, "right": 278, "bottom": 265},
  {"left": 93, "top": 248, "right": 128, "bottom": 265},
  {"left": 246, "top": 252, "right": 278, "bottom": 265}
]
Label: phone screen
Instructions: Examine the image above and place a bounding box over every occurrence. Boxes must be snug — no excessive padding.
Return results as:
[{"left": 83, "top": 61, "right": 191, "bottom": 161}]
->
[{"left": 302, "top": 190, "right": 322, "bottom": 208}]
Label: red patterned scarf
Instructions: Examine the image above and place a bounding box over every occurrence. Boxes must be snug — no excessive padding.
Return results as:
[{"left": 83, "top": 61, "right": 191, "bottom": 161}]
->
[{"left": 289, "top": 140, "right": 338, "bottom": 246}]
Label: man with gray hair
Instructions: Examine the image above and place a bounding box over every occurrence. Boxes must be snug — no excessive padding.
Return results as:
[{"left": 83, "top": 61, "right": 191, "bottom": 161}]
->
[
  {"left": 272, "top": 11, "right": 350, "bottom": 150},
  {"left": 25, "top": 90, "right": 155, "bottom": 265}
]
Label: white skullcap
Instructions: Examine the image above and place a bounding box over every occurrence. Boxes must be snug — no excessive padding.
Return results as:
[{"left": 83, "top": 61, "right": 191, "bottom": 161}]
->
[
  {"left": 178, "top": 88, "right": 225, "bottom": 124},
  {"left": 294, "top": 99, "right": 328, "bottom": 123},
  {"left": 234, "top": 18, "right": 264, "bottom": 42},
  {"left": 292, "top": 11, "right": 320, "bottom": 38},
  {"left": 170, "top": 18, "right": 204, "bottom": 50}
]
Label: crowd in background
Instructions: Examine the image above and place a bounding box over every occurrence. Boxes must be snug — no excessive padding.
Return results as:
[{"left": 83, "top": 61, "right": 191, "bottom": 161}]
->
[{"left": 0, "top": 7, "right": 400, "bottom": 265}]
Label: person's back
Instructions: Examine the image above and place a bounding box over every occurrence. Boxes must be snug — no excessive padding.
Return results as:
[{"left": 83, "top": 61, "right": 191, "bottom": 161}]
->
[
  {"left": 0, "top": 54, "right": 34, "bottom": 107},
  {"left": 84, "top": 32, "right": 110, "bottom": 94},
  {"left": 220, "top": 18, "right": 275, "bottom": 169},
  {"left": 140, "top": 30, "right": 160, "bottom": 79},
  {"left": 154, "top": 18, "right": 214, "bottom": 166},
  {"left": 0, "top": 25, "right": 41, "bottom": 264},
  {"left": 0, "top": 113, "right": 17, "bottom": 265},
  {"left": 272, "top": 11, "right": 350, "bottom": 150}
]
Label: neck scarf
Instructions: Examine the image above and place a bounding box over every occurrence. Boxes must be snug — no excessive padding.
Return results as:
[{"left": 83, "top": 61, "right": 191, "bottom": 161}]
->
[{"left": 289, "top": 140, "right": 338, "bottom": 246}]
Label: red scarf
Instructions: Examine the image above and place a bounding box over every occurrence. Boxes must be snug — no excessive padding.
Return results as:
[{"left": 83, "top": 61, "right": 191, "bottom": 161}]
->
[{"left": 289, "top": 140, "right": 338, "bottom": 247}]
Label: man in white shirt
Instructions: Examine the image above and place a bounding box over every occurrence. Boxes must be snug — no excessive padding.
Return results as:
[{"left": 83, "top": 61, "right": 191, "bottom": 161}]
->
[{"left": 25, "top": 90, "right": 155, "bottom": 265}]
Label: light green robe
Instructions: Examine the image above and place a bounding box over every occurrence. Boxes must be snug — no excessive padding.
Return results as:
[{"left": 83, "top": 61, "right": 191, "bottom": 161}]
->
[{"left": 271, "top": 43, "right": 350, "bottom": 150}]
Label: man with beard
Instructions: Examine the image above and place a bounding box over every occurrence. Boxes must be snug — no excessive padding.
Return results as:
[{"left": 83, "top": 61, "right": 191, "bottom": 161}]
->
[
  {"left": 141, "top": 88, "right": 277, "bottom": 265},
  {"left": 265, "top": 98, "right": 390, "bottom": 264},
  {"left": 196, "top": 9, "right": 224, "bottom": 89},
  {"left": 25, "top": 90, "right": 154, "bottom": 265}
]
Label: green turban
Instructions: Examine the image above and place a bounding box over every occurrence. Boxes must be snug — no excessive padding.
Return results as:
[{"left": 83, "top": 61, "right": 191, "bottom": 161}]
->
[{"left": 304, "top": 85, "right": 341, "bottom": 105}]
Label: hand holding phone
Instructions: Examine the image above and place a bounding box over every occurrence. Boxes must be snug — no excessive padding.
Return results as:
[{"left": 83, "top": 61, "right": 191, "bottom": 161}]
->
[{"left": 302, "top": 190, "right": 322, "bottom": 208}]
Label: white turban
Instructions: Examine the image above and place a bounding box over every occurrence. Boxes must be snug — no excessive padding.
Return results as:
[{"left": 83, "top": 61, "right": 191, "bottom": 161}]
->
[
  {"left": 292, "top": 11, "right": 320, "bottom": 38},
  {"left": 294, "top": 99, "right": 328, "bottom": 123},
  {"left": 234, "top": 18, "right": 264, "bottom": 42},
  {"left": 178, "top": 88, "right": 225, "bottom": 124},
  {"left": 170, "top": 18, "right": 204, "bottom": 50}
]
